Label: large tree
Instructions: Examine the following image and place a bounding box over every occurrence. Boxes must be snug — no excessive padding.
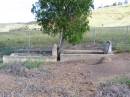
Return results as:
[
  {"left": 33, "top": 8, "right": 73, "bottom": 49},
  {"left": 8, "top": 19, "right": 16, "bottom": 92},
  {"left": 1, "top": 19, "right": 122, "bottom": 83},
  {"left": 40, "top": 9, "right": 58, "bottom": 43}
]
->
[{"left": 31, "top": 0, "right": 93, "bottom": 59}]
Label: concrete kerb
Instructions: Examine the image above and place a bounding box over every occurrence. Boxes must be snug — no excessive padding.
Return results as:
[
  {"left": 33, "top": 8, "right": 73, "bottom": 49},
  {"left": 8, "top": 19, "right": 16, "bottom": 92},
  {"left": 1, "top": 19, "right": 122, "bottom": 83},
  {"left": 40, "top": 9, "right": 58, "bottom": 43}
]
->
[
  {"left": 60, "top": 53, "right": 114, "bottom": 62},
  {"left": 3, "top": 44, "right": 58, "bottom": 64},
  {"left": 60, "top": 41, "right": 114, "bottom": 62}
]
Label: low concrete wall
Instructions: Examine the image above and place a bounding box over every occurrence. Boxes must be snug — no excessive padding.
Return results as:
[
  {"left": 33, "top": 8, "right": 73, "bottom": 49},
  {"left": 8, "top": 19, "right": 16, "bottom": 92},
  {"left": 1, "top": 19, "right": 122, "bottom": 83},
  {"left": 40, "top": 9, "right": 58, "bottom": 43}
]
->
[
  {"left": 3, "top": 44, "right": 58, "bottom": 64},
  {"left": 60, "top": 54, "right": 113, "bottom": 62},
  {"left": 63, "top": 49, "right": 104, "bottom": 54},
  {"left": 60, "top": 46, "right": 113, "bottom": 62},
  {"left": 3, "top": 55, "right": 57, "bottom": 64},
  {"left": 3, "top": 44, "right": 113, "bottom": 63}
]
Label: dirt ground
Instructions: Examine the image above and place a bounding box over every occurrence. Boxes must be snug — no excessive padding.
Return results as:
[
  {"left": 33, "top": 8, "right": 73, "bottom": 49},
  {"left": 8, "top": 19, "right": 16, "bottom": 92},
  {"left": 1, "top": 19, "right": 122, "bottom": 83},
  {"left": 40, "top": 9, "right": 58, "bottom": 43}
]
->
[{"left": 0, "top": 53, "right": 130, "bottom": 97}]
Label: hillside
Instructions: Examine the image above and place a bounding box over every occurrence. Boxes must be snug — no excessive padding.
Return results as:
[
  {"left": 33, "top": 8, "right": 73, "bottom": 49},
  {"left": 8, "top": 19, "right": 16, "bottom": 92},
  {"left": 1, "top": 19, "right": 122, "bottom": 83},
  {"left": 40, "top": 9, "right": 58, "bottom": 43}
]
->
[
  {"left": 0, "top": 23, "right": 26, "bottom": 32},
  {"left": 89, "top": 4, "right": 130, "bottom": 27},
  {"left": 0, "top": 4, "right": 130, "bottom": 31},
  {"left": 0, "top": 23, "right": 40, "bottom": 32}
]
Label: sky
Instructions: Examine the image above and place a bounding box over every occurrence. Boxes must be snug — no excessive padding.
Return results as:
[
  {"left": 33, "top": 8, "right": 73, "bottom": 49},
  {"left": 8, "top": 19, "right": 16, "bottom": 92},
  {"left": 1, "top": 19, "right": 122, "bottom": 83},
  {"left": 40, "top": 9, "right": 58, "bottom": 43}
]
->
[
  {"left": 0, "top": 0, "right": 129, "bottom": 23},
  {"left": 0, "top": 0, "right": 37, "bottom": 23}
]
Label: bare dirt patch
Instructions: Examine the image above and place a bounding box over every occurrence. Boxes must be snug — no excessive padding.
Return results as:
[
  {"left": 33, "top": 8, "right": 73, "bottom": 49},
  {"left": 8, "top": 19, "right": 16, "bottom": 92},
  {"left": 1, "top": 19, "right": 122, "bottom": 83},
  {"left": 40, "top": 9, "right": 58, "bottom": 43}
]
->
[{"left": 0, "top": 53, "right": 130, "bottom": 97}]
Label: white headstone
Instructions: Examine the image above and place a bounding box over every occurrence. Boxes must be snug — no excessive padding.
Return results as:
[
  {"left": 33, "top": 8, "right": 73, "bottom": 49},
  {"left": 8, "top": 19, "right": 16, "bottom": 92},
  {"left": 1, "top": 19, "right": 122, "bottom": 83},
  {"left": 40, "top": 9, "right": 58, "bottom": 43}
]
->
[
  {"left": 52, "top": 44, "right": 57, "bottom": 57},
  {"left": 104, "top": 41, "right": 113, "bottom": 54}
]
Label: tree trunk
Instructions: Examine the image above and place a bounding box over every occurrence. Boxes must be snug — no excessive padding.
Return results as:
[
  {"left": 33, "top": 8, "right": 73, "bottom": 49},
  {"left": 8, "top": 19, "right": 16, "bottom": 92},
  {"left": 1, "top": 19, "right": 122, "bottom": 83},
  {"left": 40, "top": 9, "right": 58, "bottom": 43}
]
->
[{"left": 57, "top": 32, "right": 64, "bottom": 61}]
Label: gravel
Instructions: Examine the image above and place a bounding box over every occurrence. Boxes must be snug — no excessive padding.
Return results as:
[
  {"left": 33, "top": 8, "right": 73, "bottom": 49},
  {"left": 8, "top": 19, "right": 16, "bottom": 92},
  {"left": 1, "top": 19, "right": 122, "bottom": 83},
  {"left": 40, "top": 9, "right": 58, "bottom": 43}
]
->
[{"left": 1, "top": 64, "right": 29, "bottom": 77}]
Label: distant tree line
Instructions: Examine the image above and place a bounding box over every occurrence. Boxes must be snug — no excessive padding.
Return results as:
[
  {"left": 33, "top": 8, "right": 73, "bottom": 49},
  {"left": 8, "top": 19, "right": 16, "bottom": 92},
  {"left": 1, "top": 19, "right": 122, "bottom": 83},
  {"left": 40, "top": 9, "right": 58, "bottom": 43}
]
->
[{"left": 97, "top": 0, "right": 128, "bottom": 9}]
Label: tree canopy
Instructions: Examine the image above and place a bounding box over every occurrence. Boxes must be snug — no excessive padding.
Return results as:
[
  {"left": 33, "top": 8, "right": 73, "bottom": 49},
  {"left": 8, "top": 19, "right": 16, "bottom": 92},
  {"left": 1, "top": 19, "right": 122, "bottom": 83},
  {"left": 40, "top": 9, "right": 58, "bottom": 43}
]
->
[{"left": 32, "top": 0, "right": 93, "bottom": 44}]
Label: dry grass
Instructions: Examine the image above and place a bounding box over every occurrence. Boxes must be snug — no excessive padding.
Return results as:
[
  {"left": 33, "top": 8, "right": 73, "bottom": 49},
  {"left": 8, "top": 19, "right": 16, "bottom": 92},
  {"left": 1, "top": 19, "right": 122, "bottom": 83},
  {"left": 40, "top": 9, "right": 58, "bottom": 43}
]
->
[{"left": 89, "top": 4, "right": 130, "bottom": 27}]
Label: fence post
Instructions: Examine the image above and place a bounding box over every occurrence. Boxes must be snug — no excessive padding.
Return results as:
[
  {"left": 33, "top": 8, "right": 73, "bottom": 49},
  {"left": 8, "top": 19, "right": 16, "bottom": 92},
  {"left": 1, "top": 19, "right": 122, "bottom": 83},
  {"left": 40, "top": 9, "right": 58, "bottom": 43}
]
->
[
  {"left": 27, "top": 31, "right": 31, "bottom": 54},
  {"left": 124, "top": 26, "right": 129, "bottom": 45},
  {"left": 93, "top": 27, "right": 96, "bottom": 45}
]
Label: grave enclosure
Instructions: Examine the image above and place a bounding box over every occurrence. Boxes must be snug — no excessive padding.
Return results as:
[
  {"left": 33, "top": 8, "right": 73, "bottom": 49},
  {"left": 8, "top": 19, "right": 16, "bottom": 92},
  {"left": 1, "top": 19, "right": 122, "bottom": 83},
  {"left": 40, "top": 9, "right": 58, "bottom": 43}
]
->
[
  {"left": 1, "top": 26, "right": 130, "bottom": 64},
  {"left": 3, "top": 42, "right": 113, "bottom": 64},
  {"left": 60, "top": 41, "right": 113, "bottom": 62},
  {"left": 3, "top": 44, "right": 58, "bottom": 64}
]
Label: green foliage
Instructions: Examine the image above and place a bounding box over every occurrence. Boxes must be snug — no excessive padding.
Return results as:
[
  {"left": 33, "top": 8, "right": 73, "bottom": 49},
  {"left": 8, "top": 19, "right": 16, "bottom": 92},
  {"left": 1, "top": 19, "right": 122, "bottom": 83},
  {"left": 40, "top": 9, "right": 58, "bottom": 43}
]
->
[
  {"left": 32, "top": 0, "right": 93, "bottom": 44},
  {"left": 24, "top": 60, "right": 43, "bottom": 69}
]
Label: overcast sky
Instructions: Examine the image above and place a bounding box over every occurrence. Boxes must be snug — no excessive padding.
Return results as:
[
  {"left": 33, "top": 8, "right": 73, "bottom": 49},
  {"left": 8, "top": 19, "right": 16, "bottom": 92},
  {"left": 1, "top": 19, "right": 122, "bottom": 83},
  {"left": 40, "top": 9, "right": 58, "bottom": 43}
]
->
[
  {"left": 0, "top": 0, "right": 129, "bottom": 23},
  {"left": 0, "top": 0, "right": 37, "bottom": 23}
]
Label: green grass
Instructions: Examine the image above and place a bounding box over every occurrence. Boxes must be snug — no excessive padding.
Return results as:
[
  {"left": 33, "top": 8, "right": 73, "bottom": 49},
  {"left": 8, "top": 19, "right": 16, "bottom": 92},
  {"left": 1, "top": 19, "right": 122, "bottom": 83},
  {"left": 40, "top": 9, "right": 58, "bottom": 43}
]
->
[
  {"left": 0, "top": 30, "right": 58, "bottom": 48},
  {"left": 0, "top": 26, "right": 129, "bottom": 56},
  {"left": 111, "top": 76, "right": 130, "bottom": 85},
  {"left": 23, "top": 60, "right": 43, "bottom": 69},
  {"left": 0, "top": 59, "right": 7, "bottom": 70},
  {"left": 0, "top": 63, "right": 7, "bottom": 70}
]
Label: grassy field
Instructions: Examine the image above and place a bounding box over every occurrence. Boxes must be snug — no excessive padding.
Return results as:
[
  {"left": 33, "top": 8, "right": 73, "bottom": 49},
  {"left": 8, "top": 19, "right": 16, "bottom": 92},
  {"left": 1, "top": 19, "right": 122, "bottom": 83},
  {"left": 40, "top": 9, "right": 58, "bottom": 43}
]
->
[
  {"left": 89, "top": 4, "right": 130, "bottom": 27},
  {"left": 0, "top": 26, "right": 129, "bottom": 56},
  {"left": 0, "top": 30, "right": 58, "bottom": 48},
  {"left": 86, "top": 26, "right": 130, "bottom": 52}
]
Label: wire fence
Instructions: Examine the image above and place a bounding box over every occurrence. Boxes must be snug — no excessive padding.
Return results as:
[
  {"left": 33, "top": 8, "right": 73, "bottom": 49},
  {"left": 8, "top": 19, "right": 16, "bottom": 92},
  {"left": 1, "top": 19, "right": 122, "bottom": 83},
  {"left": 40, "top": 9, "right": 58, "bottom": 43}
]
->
[
  {"left": 85, "top": 26, "right": 130, "bottom": 52},
  {"left": 0, "top": 30, "right": 58, "bottom": 57},
  {"left": 0, "top": 26, "right": 130, "bottom": 58}
]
